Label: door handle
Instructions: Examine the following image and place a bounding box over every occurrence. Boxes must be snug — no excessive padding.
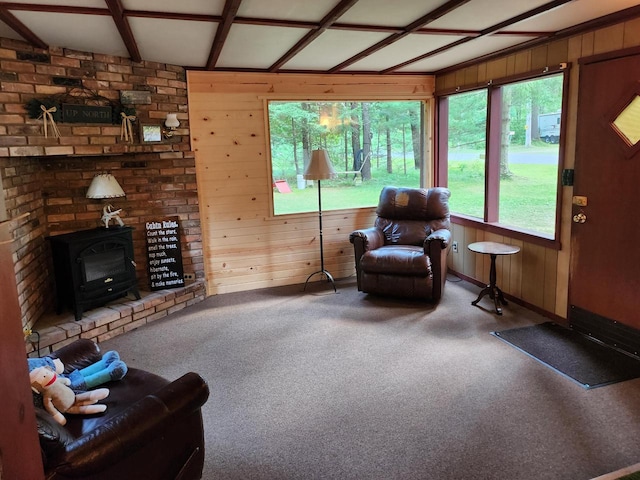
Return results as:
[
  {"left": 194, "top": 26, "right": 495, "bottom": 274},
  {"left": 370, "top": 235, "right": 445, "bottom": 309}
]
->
[{"left": 573, "top": 212, "right": 586, "bottom": 223}]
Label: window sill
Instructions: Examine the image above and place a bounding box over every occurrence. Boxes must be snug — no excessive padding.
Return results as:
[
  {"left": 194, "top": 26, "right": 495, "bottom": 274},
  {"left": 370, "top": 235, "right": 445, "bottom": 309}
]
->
[{"left": 451, "top": 214, "right": 561, "bottom": 250}]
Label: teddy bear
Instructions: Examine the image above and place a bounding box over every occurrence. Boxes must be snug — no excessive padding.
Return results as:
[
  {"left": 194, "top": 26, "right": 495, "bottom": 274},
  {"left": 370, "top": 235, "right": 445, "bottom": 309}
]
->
[
  {"left": 29, "top": 366, "right": 110, "bottom": 425},
  {"left": 28, "top": 350, "right": 127, "bottom": 392}
]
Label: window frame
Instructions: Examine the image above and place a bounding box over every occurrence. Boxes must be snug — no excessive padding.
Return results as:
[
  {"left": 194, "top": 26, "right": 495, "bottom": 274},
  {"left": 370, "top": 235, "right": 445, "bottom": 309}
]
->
[
  {"left": 265, "top": 97, "right": 430, "bottom": 217},
  {"left": 436, "top": 65, "right": 570, "bottom": 248}
]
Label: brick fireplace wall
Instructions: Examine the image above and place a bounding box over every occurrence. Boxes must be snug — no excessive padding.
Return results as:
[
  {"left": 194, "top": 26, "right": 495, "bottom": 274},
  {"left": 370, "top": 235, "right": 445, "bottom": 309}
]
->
[{"left": 0, "top": 37, "right": 204, "bottom": 332}]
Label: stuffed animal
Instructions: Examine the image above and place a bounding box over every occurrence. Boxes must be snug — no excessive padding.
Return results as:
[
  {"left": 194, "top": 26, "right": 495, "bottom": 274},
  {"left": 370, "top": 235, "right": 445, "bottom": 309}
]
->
[
  {"left": 29, "top": 366, "right": 109, "bottom": 425},
  {"left": 28, "top": 350, "right": 127, "bottom": 392}
]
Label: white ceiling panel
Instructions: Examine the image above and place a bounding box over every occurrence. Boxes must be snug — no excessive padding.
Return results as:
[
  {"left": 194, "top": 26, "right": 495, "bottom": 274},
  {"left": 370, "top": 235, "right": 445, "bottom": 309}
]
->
[
  {"left": 121, "top": 0, "right": 225, "bottom": 16},
  {"left": 282, "top": 29, "right": 390, "bottom": 70},
  {"left": 11, "top": 11, "right": 129, "bottom": 58},
  {"left": 343, "top": 33, "right": 466, "bottom": 71},
  {"left": 217, "top": 24, "right": 310, "bottom": 69},
  {"left": 396, "top": 34, "right": 531, "bottom": 73},
  {"left": 508, "top": 0, "right": 640, "bottom": 32},
  {"left": 338, "top": 0, "right": 450, "bottom": 27},
  {"left": 128, "top": 17, "right": 217, "bottom": 67},
  {"left": 237, "top": 0, "right": 340, "bottom": 22},
  {"left": 429, "top": 0, "right": 552, "bottom": 31}
]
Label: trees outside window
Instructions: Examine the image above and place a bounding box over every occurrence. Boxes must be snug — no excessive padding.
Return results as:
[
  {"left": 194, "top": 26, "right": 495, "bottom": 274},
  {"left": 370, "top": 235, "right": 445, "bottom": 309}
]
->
[
  {"left": 268, "top": 101, "right": 424, "bottom": 215},
  {"left": 439, "top": 70, "right": 566, "bottom": 239}
]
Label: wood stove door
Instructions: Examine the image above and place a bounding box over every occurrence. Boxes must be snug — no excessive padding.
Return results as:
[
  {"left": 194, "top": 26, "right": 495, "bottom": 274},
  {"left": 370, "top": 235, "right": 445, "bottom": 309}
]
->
[{"left": 78, "top": 238, "right": 136, "bottom": 297}]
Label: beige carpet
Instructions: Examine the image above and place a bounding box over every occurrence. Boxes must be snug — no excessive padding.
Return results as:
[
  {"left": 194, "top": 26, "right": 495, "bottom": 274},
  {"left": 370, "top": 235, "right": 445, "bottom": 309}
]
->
[{"left": 102, "top": 276, "right": 640, "bottom": 480}]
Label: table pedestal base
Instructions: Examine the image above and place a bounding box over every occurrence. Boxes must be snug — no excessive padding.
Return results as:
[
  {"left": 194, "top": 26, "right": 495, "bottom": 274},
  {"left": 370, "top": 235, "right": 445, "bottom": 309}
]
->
[{"left": 472, "top": 284, "right": 508, "bottom": 315}]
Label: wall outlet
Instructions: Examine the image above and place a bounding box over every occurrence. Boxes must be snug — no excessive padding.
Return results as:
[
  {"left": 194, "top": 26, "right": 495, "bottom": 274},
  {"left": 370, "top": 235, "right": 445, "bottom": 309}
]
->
[
  {"left": 452, "top": 241, "right": 458, "bottom": 253},
  {"left": 184, "top": 273, "right": 195, "bottom": 280}
]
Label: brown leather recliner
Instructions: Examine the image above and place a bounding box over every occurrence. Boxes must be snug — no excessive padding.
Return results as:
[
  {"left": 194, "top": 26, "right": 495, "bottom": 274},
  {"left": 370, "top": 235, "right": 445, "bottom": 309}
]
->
[
  {"left": 349, "top": 186, "right": 451, "bottom": 300},
  {"left": 35, "top": 339, "right": 209, "bottom": 480}
]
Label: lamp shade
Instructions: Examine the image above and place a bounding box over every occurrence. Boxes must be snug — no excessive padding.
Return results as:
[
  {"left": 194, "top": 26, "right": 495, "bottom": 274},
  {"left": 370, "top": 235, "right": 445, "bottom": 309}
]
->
[
  {"left": 303, "top": 149, "right": 337, "bottom": 180},
  {"left": 86, "top": 173, "right": 126, "bottom": 199},
  {"left": 165, "top": 113, "right": 180, "bottom": 128}
]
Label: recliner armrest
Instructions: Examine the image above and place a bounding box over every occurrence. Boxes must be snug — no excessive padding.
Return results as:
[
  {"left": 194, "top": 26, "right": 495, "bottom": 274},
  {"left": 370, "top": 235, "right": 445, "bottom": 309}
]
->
[
  {"left": 425, "top": 228, "right": 451, "bottom": 250},
  {"left": 350, "top": 227, "right": 385, "bottom": 291},
  {"left": 349, "top": 227, "right": 385, "bottom": 252},
  {"left": 425, "top": 228, "right": 452, "bottom": 301},
  {"left": 49, "top": 372, "right": 210, "bottom": 477}
]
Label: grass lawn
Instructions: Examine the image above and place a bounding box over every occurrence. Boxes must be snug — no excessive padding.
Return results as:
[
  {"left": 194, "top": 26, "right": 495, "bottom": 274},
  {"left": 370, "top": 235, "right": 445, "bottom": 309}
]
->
[{"left": 274, "top": 150, "right": 558, "bottom": 235}]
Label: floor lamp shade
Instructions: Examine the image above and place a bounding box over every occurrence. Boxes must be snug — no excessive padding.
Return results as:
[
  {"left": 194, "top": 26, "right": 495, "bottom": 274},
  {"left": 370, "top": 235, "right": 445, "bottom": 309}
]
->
[{"left": 304, "top": 149, "right": 337, "bottom": 180}]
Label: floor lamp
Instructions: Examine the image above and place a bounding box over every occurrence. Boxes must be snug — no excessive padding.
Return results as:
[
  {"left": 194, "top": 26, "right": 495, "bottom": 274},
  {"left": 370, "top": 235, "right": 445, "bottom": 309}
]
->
[{"left": 303, "top": 149, "right": 337, "bottom": 292}]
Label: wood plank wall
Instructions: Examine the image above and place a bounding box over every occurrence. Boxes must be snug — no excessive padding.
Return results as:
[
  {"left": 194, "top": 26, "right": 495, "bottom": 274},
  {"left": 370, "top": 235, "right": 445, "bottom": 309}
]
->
[
  {"left": 438, "top": 16, "right": 640, "bottom": 318},
  {"left": 187, "top": 73, "right": 434, "bottom": 295}
]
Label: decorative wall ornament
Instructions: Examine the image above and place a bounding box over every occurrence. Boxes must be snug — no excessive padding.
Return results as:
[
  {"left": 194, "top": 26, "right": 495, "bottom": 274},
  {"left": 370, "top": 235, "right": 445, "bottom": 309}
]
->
[
  {"left": 120, "top": 112, "right": 137, "bottom": 143},
  {"left": 39, "top": 104, "right": 61, "bottom": 138},
  {"left": 25, "top": 88, "right": 136, "bottom": 137}
]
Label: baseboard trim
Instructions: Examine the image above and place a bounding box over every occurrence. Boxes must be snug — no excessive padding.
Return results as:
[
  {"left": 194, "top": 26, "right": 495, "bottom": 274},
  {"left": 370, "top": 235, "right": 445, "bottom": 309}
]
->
[{"left": 447, "top": 269, "right": 565, "bottom": 324}]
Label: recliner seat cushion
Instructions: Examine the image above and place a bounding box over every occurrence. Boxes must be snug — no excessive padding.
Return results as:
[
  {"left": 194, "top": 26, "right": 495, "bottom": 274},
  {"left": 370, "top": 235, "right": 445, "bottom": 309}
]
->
[{"left": 360, "top": 245, "right": 432, "bottom": 276}]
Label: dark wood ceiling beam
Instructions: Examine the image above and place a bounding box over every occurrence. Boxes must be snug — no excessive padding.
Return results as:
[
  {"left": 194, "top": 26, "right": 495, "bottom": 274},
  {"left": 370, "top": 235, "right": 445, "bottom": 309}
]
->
[
  {"left": 0, "top": 6, "right": 47, "bottom": 49},
  {"left": 126, "top": 10, "right": 221, "bottom": 22},
  {"left": 0, "top": 3, "right": 109, "bottom": 15},
  {"left": 206, "top": 0, "right": 242, "bottom": 70},
  {"left": 382, "top": 0, "right": 573, "bottom": 74},
  {"left": 327, "top": 0, "right": 472, "bottom": 73},
  {"left": 105, "top": 0, "right": 141, "bottom": 63},
  {"left": 269, "top": 0, "right": 359, "bottom": 72}
]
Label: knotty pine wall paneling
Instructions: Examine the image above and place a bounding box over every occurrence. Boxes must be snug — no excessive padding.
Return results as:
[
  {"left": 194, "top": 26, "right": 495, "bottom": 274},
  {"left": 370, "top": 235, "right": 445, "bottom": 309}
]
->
[{"left": 187, "top": 73, "right": 434, "bottom": 295}]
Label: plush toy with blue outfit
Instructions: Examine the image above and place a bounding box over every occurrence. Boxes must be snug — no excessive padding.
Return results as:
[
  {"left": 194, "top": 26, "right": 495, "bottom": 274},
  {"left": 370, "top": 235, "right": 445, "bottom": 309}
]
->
[{"left": 28, "top": 350, "right": 127, "bottom": 392}]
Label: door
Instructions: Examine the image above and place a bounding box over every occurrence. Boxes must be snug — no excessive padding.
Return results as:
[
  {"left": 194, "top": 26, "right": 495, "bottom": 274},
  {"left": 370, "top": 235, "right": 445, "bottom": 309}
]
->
[{"left": 569, "top": 49, "right": 640, "bottom": 329}]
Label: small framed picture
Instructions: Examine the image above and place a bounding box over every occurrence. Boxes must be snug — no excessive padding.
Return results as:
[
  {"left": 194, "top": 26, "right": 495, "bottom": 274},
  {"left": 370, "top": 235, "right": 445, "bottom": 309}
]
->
[{"left": 140, "top": 124, "right": 162, "bottom": 143}]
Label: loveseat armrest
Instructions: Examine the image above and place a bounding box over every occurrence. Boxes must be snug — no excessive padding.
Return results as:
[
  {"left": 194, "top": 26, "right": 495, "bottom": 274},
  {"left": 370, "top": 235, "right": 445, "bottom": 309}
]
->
[
  {"left": 50, "top": 338, "right": 103, "bottom": 373},
  {"left": 49, "top": 372, "right": 210, "bottom": 477},
  {"left": 425, "top": 228, "right": 452, "bottom": 301}
]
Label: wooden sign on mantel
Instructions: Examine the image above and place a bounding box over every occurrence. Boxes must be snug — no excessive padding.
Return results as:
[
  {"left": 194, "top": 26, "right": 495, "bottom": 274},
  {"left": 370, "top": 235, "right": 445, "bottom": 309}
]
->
[
  {"left": 62, "top": 104, "right": 112, "bottom": 123},
  {"left": 145, "top": 217, "right": 185, "bottom": 290}
]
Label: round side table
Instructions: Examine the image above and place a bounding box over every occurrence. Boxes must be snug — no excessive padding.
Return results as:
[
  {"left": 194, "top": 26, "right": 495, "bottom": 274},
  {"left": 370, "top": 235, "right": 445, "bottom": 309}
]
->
[{"left": 467, "top": 241, "right": 520, "bottom": 315}]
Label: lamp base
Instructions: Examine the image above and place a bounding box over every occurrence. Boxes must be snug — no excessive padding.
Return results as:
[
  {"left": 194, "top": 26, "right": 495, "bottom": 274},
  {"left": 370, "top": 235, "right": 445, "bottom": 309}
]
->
[{"left": 303, "top": 269, "right": 337, "bottom": 293}]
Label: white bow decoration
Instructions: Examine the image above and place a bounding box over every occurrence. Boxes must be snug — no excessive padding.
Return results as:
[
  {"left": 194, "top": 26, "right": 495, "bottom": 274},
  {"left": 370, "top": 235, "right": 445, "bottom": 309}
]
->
[
  {"left": 39, "top": 105, "right": 61, "bottom": 138},
  {"left": 120, "top": 112, "right": 137, "bottom": 143}
]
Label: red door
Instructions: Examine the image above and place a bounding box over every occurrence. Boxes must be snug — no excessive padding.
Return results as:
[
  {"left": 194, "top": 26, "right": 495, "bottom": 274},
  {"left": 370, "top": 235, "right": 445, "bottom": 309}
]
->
[{"left": 570, "top": 49, "right": 640, "bottom": 329}]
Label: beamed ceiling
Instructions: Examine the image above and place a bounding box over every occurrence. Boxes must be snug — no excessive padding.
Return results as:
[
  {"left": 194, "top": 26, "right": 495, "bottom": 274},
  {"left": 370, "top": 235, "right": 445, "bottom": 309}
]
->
[{"left": 0, "top": 0, "right": 639, "bottom": 75}]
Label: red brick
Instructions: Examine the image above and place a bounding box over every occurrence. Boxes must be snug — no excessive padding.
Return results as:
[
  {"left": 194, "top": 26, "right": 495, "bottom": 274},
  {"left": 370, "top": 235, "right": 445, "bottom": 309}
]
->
[
  {"left": 1, "top": 60, "right": 35, "bottom": 72},
  {"left": 50, "top": 56, "right": 81, "bottom": 68},
  {"left": 2, "top": 82, "right": 34, "bottom": 93},
  {"left": 96, "top": 71, "right": 123, "bottom": 82}
]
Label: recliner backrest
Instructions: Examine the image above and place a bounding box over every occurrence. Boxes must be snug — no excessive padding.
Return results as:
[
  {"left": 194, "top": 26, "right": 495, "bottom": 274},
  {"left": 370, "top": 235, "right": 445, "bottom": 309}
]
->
[{"left": 374, "top": 186, "right": 451, "bottom": 246}]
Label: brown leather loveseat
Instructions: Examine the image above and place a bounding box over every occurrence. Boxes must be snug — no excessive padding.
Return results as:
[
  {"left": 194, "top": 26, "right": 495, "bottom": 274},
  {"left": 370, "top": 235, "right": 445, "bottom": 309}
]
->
[
  {"left": 349, "top": 186, "right": 451, "bottom": 300},
  {"left": 35, "top": 339, "right": 209, "bottom": 480}
]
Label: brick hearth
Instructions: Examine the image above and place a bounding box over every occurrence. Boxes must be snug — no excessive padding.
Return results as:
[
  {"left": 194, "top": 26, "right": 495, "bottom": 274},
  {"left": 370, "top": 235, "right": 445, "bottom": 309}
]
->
[{"left": 28, "top": 280, "right": 206, "bottom": 356}]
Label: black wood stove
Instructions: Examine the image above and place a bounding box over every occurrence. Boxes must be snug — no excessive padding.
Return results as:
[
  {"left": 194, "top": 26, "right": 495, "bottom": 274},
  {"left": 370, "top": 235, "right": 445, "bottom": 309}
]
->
[{"left": 48, "top": 227, "right": 141, "bottom": 320}]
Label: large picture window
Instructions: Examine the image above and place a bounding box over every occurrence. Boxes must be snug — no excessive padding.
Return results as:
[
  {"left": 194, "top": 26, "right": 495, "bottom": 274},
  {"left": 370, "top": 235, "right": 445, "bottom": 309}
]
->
[
  {"left": 439, "top": 68, "right": 567, "bottom": 240},
  {"left": 268, "top": 101, "right": 424, "bottom": 216}
]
